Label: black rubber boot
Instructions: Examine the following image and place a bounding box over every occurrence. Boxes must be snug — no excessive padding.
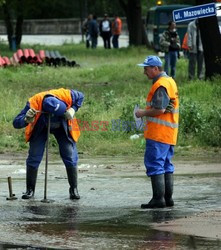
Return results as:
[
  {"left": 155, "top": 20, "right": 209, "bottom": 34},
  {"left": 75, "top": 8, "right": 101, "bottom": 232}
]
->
[
  {"left": 141, "top": 174, "right": 166, "bottom": 209},
  {"left": 66, "top": 167, "right": 80, "bottom": 199},
  {"left": 22, "top": 166, "right": 38, "bottom": 199},
  {"left": 165, "top": 173, "right": 174, "bottom": 207}
]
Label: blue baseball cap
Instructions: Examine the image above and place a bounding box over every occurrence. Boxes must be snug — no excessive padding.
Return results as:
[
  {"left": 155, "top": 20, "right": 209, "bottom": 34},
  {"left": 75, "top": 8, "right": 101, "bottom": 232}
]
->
[
  {"left": 137, "top": 55, "right": 162, "bottom": 67},
  {"left": 42, "top": 96, "right": 67, "bottom": 116}
]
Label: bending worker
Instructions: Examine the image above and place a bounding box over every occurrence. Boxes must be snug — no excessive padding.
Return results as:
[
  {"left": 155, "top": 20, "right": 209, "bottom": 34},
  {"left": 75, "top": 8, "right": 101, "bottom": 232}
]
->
[
  {"left": 13, "top": 88, "right": 84, "bottom": 200},
  {"left": 136, "top": 56, "right": 179, "bottom": 209}
]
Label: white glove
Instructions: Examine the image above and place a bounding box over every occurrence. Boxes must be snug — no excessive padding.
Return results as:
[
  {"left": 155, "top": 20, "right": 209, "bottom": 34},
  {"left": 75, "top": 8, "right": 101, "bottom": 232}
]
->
[
  {"left": 64, "top": 107, "right": 75, "bottom": 120},
  {"left": 25, "top": 108, "right": 37, "bottom": 123}
]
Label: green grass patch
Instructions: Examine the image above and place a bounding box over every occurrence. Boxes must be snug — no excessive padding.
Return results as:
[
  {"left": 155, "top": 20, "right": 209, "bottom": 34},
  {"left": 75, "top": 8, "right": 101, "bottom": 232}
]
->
[{"left": 0, "top": 43, "right": 221, "bottom": 156}]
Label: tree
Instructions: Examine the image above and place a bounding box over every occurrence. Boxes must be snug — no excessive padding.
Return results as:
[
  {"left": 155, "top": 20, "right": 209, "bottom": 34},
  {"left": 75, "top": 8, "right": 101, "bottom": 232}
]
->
[
  {"left": 1, "top": 0, "right": 24, "bottom": 50},
  {"left": 196, "top": 0, "right": 221, "bottom": 78},
  {"left": 118, "top": 0, "right": 148, "bottom": 46}
]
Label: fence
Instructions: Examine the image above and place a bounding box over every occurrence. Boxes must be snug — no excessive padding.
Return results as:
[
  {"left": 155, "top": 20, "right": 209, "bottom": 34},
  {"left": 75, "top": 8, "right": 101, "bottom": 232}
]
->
[{"left": 0, "top": 17, "right": 128, "bottom": 35}]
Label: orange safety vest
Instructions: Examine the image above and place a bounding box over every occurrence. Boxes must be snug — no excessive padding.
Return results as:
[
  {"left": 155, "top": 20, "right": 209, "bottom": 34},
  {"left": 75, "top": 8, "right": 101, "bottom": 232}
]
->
[
  {"left": 182, "top": 32, "right": 188, "bottom": 50},
  {"left": 25, "top": 88, "right": 80, "bottom": 143},
  {"left": 144, "top": 77, "right": 179, "bottom": 145},
  {"left": 112, "top": 17, "right": 122, "bottom": 35}
]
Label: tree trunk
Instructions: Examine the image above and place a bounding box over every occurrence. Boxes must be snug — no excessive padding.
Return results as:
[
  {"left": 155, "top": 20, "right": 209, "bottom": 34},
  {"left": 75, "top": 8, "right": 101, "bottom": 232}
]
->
[
  {"left": 196, "top": 0, "right": 221, "bottom": 78},
  {"left": 3, "top": 0, "right": 24, "bottom": 50},
  {"left": 119, "top": 0, "right": 147, "bottom": 46},
  {"left": 15, "top": 0, "right": 24, "bottom": 47},
  {"left": 3, "top": 1, "right": 13, "bottom": 50}
]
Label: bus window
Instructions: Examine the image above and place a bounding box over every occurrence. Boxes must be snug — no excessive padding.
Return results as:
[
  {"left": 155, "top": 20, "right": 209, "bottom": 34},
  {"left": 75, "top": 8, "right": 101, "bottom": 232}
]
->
[
  {"left": 146, "top": 4, "right": 192, "bottom": 51},
  {"left": 159, "top": 12, "right": 171, "bottom": 25}
]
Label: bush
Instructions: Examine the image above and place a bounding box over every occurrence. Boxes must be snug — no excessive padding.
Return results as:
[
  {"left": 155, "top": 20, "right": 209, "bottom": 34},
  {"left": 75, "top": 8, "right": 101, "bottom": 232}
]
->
[
  {"left": 119, "top": 97, "right": 144, "bottom": 133},
  {"left": 199, "top": 106, "right": 221, "bottom": 147},
  {"left": 179, "top": 97, "right": 206, "bottom": 135}
]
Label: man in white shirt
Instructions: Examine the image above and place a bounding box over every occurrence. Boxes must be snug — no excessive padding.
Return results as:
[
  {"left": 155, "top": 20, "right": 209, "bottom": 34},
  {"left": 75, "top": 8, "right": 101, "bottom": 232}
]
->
[{"left": 99, "top": 14, "right": 112, "bottom": 49}]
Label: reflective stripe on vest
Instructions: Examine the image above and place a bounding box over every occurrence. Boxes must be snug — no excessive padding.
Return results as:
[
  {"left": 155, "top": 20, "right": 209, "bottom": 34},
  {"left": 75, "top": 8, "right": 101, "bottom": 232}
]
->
[
  {"left": 147, "top": 117, "right": 179, "bottom": 128},
  {"left": 172, "top": 108, "right": 179, "bottom": 114}
]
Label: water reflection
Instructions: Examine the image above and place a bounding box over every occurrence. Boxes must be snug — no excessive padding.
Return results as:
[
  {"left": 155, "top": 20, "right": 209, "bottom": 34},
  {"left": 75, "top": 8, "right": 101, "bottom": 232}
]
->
[
  {"left": 25, "top": 204, "right": 79, "bottom": 223},
  {"left": 0, "top": 155, "right": 221, "bottom": 249},
  {"left": 149, "top": 209, "right": 176, "bottom": 223},
  {"left": 0, "top": 203, "right": 221, "bottom": 249},
  {"left": 140, "top": 231, "right": 176, "bottom": 249}
]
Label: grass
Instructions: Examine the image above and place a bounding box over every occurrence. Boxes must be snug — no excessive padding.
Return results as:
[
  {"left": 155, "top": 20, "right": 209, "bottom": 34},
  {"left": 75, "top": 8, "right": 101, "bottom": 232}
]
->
[{"left": 0, "top": 42, "right": 221, "bottom": 157}]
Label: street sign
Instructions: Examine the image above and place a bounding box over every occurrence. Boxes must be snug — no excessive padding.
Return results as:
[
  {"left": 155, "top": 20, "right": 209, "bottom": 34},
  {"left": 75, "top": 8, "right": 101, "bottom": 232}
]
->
[{"left": 173, "top": 3, "right": 217, "bottom": 23}]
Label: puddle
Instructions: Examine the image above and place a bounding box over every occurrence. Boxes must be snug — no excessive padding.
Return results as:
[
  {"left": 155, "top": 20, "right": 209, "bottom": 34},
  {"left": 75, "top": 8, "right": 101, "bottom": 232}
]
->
[{"left": 0, "top": 154, "right": 221, "bottom": 249}]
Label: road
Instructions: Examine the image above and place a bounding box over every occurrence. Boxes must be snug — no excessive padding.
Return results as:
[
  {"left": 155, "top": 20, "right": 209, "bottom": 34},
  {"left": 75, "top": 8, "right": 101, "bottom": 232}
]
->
[
  {"left": 0, "top": 34, "right": 129, "bottom": 47},
  {"left": 0, "top": 153, "right": 221, "bottom": 249}
]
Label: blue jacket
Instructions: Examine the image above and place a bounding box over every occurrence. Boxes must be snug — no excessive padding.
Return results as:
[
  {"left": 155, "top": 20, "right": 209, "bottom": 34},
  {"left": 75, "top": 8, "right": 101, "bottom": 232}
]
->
[{"left": 13, "top": 89, "right": 84, "bottom": 142}]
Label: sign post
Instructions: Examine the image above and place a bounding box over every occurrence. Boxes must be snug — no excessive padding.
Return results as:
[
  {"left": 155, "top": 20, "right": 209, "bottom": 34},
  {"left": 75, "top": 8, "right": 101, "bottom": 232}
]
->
[{"left": 173, "top": 3, "right": 217, "bottom": 23}]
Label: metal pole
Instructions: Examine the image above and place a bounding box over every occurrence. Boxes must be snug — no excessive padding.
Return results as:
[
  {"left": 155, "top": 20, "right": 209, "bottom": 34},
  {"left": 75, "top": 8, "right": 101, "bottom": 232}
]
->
[
  {"left": 42, "top": 113, "right": 51, "bottom": 202},
  {"left": 8, "top": 176, "right": 13, "bottom": 197}
]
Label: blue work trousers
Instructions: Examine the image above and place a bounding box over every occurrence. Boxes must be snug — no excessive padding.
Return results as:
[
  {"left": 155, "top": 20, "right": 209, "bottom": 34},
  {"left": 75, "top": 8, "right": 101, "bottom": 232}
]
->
[
  {"left": 91, "top": 36, "right": 98, "bottom": 49},
  {"left": 26, "top": 127, "right": 78, "bottom": 169},
  {"left": 112, "top": 35, "right": 119, "bottom": 48},
  {"left": 164, "top": 51, "right": 178, "bottom": 78},
  {"left": 144, "top": 139, "right": 174, "bottom": 176}
]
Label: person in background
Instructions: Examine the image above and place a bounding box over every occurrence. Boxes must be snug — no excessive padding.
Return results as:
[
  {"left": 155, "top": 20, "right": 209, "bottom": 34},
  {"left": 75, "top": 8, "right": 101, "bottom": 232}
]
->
[
  {"left": 112, "top": 14, "right": 122, "bottom": 48},
  {"left": 135, "top": 55, "right": 179, "bottom": 209},
  {"left": 181, "top": 32, "right": 189, "bottom": 58},
  {"left": 187, "top": 19, "right": 204, "bottom": 80},
  {"left": 88, "top": 15, "right": 99, "bottom": 49},
  {"left": 99, "top": 14, "right": 112, "bottom": 49},
  {"left": 13, "top": 88, "right": 84, "bottom": 200},
  {"left": 82, "top": 14, "right": 93, "bottom": 48},
  {"left": 160, "top": 21, "right": 180, "bottom": 78}
]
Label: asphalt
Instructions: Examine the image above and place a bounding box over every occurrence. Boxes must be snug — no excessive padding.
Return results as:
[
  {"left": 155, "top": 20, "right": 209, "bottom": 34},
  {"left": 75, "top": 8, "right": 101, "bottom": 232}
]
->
[{"left": 0, "top": 34, "right": 129, "bottom": 47}]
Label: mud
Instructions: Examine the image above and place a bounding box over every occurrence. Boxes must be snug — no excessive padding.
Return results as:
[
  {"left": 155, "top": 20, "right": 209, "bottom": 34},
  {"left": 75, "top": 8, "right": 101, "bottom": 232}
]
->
[{"left": 0, "top": 153, "right": 221, "bottom": 249}]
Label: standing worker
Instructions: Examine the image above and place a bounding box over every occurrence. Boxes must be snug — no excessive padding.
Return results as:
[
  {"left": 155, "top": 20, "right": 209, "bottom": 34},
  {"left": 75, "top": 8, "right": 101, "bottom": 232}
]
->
[
  {"left": 13, "top": 88, "right": 84, "bottom": 200},
  {"left": 187, "top": 19, "right": 204, "bottom": 80},
  {"left": 99, "top": 14, "right": 112, "bottom": 49},
  {"left": 182, "top": 32, "right": 189, "bottom": 58},
  {"left": 135, "top": 55, "right": 179, "bottom": 209},
  {"left": 112, "top": 14, "right": 122, "bottom": 48},
  {"left": 160, "top": 21, "right": 180, "bottom": 78}
]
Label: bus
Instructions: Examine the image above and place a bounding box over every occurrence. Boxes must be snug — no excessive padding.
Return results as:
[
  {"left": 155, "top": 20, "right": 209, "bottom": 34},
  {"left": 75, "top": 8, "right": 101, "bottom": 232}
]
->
[{"left": 146, "top": 4, "right": 192, "bottom": 51}]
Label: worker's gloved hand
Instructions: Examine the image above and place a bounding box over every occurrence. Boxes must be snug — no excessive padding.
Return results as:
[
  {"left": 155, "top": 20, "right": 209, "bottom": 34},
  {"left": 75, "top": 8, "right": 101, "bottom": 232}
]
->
[
  {"left": 165, "top": 99, "right": 175, "bottom": 113},
  {"left": 64, "top": 107, "right": 75, "bottom": 120},
  {"left": 25, "top": 108, "right": 37, "bottom": 123}
]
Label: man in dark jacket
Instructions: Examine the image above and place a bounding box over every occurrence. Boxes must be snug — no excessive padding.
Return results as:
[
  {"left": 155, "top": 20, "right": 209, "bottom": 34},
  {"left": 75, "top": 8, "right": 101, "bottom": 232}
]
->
[
  {"left": 160, "top": 21, "right": 180, "bottom": 78},
  {"left": 88, "top": 15, "right": 99, "bottom": 49}
]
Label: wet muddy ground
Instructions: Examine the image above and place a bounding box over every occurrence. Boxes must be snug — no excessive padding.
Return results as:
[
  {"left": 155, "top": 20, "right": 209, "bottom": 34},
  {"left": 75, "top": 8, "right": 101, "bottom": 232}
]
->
[{"left": 0, "top": 153, "right": 221, "bottom": 249}]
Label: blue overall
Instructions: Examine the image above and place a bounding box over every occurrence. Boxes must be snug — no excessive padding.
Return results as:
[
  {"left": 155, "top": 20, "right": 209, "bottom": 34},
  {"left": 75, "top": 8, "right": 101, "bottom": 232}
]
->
[{"left": 13, "top": 90, "right": 84, "bottom": 170}]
